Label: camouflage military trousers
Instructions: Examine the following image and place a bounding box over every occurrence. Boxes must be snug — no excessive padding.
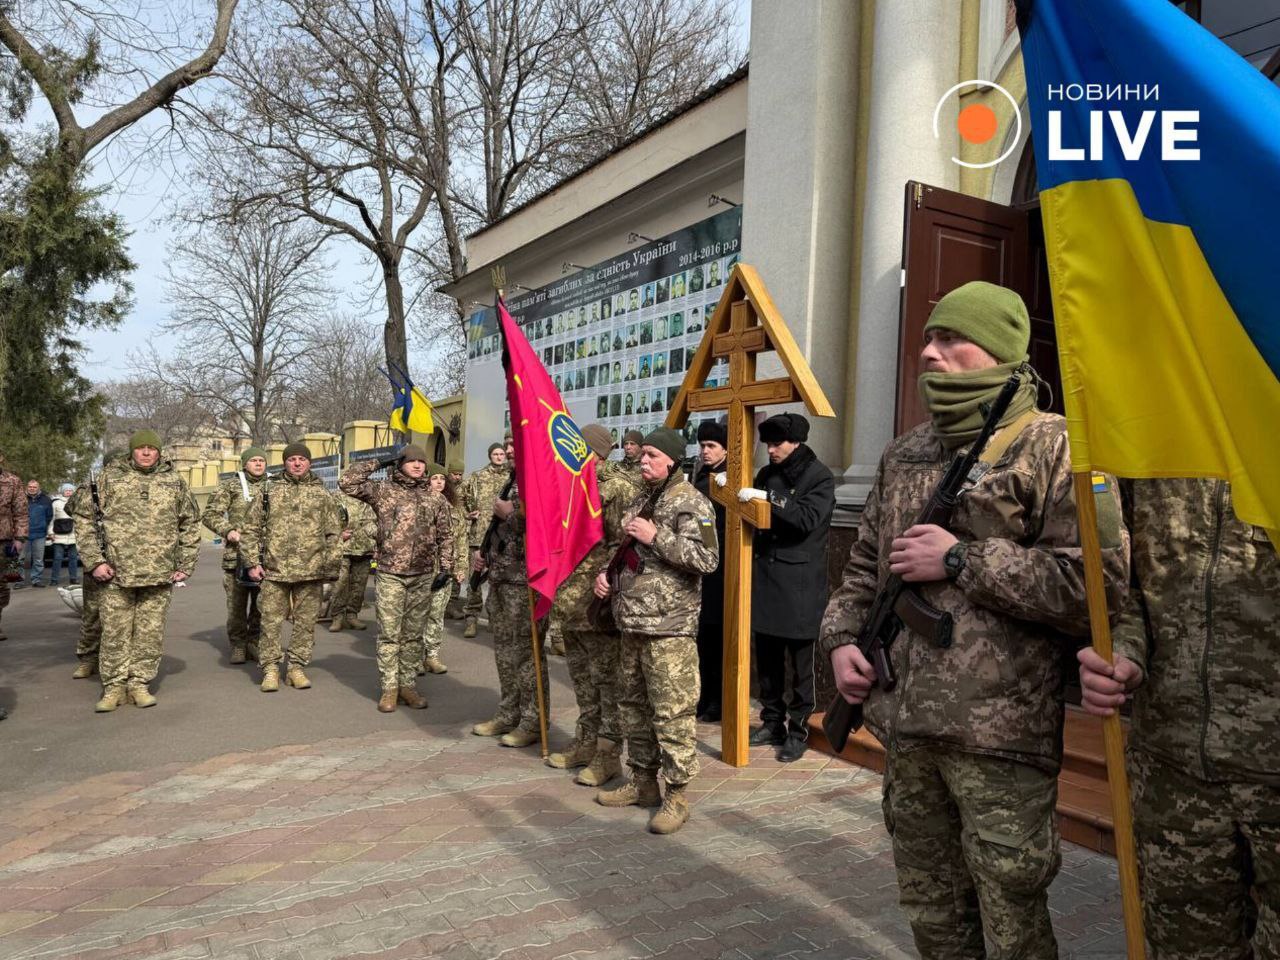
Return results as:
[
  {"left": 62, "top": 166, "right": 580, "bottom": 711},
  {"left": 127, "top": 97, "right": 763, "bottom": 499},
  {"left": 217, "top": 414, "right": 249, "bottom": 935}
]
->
[
  {"left": 221, "top": 570, "right": 261, "bottom": 649},
  {"left": 77, "top": 576, "right": 103, "bottom": 663},
  {"left": 375, "top": 572, "right": 430, "bottom": 689},
  {"left": 488, "top": 581, "right": 548, "bottom": 730},
  {"left": 563, "top": 628, "right": 621, "bottom": 744},
  {"left": 98, "top": 583, "right": 175, "bottom": 687},
  {"left": 257, "top": 580, "right": 321, "bottom": 669},
  {"left": 464, "top": 560, "right": 485, "bottom": 620},
  {"left": 882, "top": 745, "right": 1061, "bottom": 960},
  {"left": 331, "top": 556, "right": 372, "bottom": 619},
  {"left": 618, "top": 632, "right": 700, "bottom": 787},
  {"left": 420, "top": 576, "right": 452, "bottom": 661},
  {"left": 1129, "top": 748, "right": 1280, "bottom": 960}
]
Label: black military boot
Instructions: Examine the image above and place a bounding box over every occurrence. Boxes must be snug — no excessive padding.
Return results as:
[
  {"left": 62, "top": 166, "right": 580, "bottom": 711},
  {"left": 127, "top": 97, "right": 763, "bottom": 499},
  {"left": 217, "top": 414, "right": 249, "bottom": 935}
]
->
[
  {"left": 779, "top": 730, "right": 809, "bottom": 763},
  {"left": 748, "top": 724, "right": 786, "bottom": 747}
]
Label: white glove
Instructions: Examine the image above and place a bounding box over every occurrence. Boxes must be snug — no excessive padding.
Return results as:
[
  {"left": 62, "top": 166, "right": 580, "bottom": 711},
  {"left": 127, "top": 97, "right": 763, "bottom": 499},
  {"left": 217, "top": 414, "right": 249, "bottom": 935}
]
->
[
  {"left": 713, "top": 473, "right": 727, "bottom": 488},
  {"left": 737, "top": 487, "right": 767, "bottom": 503}
]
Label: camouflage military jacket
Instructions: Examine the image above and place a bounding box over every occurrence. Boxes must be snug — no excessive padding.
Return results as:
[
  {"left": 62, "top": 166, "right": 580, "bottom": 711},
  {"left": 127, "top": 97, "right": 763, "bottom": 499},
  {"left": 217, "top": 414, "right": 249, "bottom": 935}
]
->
[
  {"left": 820, "top": 414, "right": 1129, "bottom": 771},
  {"left": 612, "top": 475, "right": 719, "bottom": 637},
  {"left": 200, "top": 472, "right": 267, "bottom": 571},
  {"left": 485, "top": 484, "right": 526, "bottom": 584},
  {"left": 553, "top": 460, "right": 645, "bottom": 630},
  {"left": 448, "top": 501, "right": 469, "bottom": 572},
  {"left": 241, "top": 471, "right": 342, "bottom": 583},
  {"left": 339, "top": 461, "right": 455, "bottom": 577},
  {"left": 1113, "top": 479, "right": 1279, "bottom": 784},
  {"left": 72, "top": 459, "right": 201, "bottom": 588},
  {"left": 336, "top": 493, "right": 377, "bottom": 558},
  {"left": 616, "top": 457, "right": 643, "bottom": 483},
  {"left": 463, "top": 464, "right": 512, "bottom": 550},
  {"left": 0, "top": 468, "right": 27, "bottom": 542}
]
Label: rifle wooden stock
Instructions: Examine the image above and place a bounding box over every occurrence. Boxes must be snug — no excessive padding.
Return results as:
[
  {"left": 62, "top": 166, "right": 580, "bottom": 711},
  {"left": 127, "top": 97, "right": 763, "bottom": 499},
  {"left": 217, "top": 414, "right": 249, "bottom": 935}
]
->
[{"left": 820, "top": 375, "right": 1021, "bottom": 756}]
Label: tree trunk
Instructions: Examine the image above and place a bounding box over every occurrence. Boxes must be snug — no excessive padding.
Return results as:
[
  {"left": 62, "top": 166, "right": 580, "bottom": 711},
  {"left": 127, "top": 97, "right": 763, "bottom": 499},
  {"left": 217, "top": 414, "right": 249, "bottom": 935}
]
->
[{"left": 382, "top": 256, "right": 409, "bottom": 441}]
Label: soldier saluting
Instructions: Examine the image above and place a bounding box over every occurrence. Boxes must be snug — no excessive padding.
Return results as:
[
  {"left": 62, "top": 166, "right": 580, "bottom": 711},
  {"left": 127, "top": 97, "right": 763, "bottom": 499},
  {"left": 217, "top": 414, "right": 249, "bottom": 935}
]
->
[
  {"left": 821, "top": 282, "right": 1129, "bottom": 959},
  {"left": 73, "top": 430, "right": 201, "bottom": 712},
  {"left": 593, "top": 427, "right": 718, "bottom": 835}
]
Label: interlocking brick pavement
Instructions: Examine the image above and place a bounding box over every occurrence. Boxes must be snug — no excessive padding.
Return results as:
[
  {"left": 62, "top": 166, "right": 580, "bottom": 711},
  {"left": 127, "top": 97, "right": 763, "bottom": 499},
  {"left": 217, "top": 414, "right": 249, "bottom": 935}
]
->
[{"left": 0, "top": 550, "right": 1126, "bottom": 958}]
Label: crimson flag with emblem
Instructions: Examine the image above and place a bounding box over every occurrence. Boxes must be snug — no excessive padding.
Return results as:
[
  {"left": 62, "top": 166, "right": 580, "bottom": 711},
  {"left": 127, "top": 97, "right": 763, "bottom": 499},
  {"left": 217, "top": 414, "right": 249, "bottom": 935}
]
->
[{"left": 496, "top": 297, "right": 604, "bottom": 617}]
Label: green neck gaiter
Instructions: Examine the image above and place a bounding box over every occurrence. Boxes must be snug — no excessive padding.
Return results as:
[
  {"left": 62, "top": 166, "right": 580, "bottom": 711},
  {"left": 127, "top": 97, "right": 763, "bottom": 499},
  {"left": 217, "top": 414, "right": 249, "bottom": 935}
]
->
[{"left": 918, "top": 361, "right": 1039, "bottom": 449}]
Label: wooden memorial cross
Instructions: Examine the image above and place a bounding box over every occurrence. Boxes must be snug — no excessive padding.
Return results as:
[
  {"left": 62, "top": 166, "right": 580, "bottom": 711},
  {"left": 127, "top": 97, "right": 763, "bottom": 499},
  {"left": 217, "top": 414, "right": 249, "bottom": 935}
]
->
[{"left": 666, "top": 264, "right": 834, "bottom": 766}]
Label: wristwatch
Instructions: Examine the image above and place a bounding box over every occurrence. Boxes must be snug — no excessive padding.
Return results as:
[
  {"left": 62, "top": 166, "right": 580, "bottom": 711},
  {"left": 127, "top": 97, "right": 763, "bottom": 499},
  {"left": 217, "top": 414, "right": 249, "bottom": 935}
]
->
[{"left": 943, "top": 541, "right": 968, "bottom": 579}]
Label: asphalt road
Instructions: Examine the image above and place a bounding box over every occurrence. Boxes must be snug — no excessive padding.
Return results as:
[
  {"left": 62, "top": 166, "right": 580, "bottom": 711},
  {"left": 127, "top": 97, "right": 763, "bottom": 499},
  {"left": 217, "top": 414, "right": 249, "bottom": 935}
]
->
[{"left": 0, "top": 543, "right": 577, "bottom": 797}]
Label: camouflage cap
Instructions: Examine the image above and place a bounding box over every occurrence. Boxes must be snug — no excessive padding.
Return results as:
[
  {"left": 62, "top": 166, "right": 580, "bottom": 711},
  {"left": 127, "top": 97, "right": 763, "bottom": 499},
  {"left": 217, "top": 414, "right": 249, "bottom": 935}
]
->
[
  {"left": 447, "top": 461, "right": 464, "bottom": 475},
  {"left": 282, "top": 442, "right": 312, "bottom": 461},
  {"left": 426, "top": 463, "right": 447, "bottom": 477},
  {"left": 130, "top": 429, "right": 162, "bottom": 451}
]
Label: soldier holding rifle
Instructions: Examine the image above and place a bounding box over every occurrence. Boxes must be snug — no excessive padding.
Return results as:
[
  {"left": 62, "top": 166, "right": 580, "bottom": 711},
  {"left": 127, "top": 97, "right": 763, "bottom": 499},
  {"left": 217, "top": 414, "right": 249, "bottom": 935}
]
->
[{"left": 820, "top": 282, "right": 1129, "bottom": 959}]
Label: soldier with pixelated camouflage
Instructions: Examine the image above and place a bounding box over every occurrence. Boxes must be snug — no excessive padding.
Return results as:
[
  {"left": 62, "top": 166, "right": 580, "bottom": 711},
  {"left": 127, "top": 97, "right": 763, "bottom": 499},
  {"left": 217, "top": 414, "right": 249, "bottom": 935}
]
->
[
  {"left": 340, "top": 444, "right": 454, "bottom": 712},
  {"left": 1079, "top": 479, "right": 1279, "bottom": 959},
  {"left": 200, "top": 446, "right": 269, "bottom": 665},
  {"left": 328, "top": 492, "right": 377, "bottom": 632},
  {"left": 66, "top": 448, "right": 124, "bottom": 680},
  {"left": 547, "top": 424, "right": 643, "bottom": 786},
  {"left": 821, "top": 281, "right": 1129, "bottom": 960},
  {"left": 592, "top": 426, "right": 719, "bottom": 836},
  {"left": 460, "top": 442, "right": 509, "bottom": 638},
  {"left": 469, "top": 437, "right": 549, "bottom": 749},
  {"left": 73, "top": 430, "right": 202, "bottom": 713},
  {"left": 242, "top": 442, "right": 342, "bottom": 695}
]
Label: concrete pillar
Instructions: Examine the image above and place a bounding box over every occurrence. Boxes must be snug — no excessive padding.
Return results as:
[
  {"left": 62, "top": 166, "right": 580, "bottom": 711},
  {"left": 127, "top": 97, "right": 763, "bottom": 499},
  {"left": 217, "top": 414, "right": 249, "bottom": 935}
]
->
[
  {"left": 304, "top": 432, "right": 341, "bottom": 460},
  {"left": 848, "top": 0, "right": 962, "bottom": 471},
  {"left": 266, "top": 443, "right": 286, "bottom": 468},
  {"left": 342, "top": 420, "right": 384, "bottom": 458},
  {"left": 740, "top": 0, "right": 860, "bottom": 469}
]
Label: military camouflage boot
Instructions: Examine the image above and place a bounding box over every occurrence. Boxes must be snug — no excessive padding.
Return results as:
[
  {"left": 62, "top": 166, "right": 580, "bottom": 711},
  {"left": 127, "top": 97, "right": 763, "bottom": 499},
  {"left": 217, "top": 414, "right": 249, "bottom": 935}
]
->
[
  {"left": 378, "top": 688, "right": 398, "bottom": 713},
  {"left": 72, "top": 660, "right": 97, "bottom": 679},
  {"left": 229, "top": 645, "right": 247, "bottom": 664},
  {"left": 328, "top": 617, "right": 348, "bottom": 633},
  {"left": 546, "top": 736, "right": 595, "bottom": 769},
  {"left": 500, "top": 726, "right": 539, "bottom": 748},
  {"left": 127, "top": 682, "right": 157, "bottom": 708},
  {"left": 595, "top": 773, "right": 661, "bottom": 808},
  {"left": 423, "top": 656, "right": 448, "bottom": 674},
  {"left": 285, "top": 666, "right": 311, "bottom": 689},
  {"left": 576, "top": 739, "right": 623, "bottom": 787},
  {"left": 463, "top": 618, "right": 478, "bottom": 639},
  {"left": 398, "top": 686, "right": 428, "bottom": 709},
  {"left": 471, "top": 717, "right": 514, "bottom": 737},
  {"left": 648, "top": 785, "right": 690, "bottom": 835},
  {"left": 261, "top": 665, "right": 280, "bottom": 693},
  {"left": 95, "top": 684, "right": 128, "bottom": 713},
  {"left": 347, "top": 617, "right": 368, "bottom": 630}
]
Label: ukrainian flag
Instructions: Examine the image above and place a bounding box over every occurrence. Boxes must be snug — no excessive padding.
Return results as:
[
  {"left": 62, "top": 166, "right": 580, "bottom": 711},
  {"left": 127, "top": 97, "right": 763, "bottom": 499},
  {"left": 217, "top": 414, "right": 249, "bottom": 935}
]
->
[
  {"left": 383, "top": 363, "right": 435, "bottom": 435},
  {"left": 1018, "top": 0, "right": 1280, "bottom": 540}
]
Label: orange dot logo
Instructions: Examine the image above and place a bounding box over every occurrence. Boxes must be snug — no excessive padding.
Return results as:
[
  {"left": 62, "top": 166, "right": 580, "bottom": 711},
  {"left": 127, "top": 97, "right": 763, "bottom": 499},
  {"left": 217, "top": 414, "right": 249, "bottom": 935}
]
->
[
  {"left": 957, "top": 104, "right": 998, "bottom": 144},
  {"left": 933, "top": 80, "right": 1022, "bottom": 169}
]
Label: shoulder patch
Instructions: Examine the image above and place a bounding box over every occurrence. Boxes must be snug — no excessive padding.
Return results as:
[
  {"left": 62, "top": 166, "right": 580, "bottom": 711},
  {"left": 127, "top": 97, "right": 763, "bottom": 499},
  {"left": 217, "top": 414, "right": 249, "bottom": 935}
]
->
[
  {"left": 1091, "top": 474, "right": 1122, "bottom": 550},
  {"left": 698, "top": 516, "right": 717, "bottom": 549}
]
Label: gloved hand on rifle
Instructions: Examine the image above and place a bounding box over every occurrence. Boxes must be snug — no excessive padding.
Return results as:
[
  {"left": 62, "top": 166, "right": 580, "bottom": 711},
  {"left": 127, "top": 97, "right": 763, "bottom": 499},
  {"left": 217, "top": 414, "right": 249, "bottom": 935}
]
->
[{"left": 430, "top": 571, "right": 453, "bottom": 592}]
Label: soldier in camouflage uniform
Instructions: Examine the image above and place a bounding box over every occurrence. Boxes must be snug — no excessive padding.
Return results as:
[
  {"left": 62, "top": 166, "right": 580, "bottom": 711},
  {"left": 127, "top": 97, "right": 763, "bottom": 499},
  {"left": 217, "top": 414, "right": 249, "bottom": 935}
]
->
[
  {"left": 242, "top": 443, "right": 342, "bottom": 693},
  {"left": 461, "top": 443, "right": 510, "bottom": 637},
  {"left": 416, "top": 466, "right": 467, "bottom": 674},
  {"left": 444, "top": 462, "right": 467, "bottom": 620},
  {"left": 822, "top": 282, "right": 1129, "bottom": 960},
  {"left": 617, "top": 429, "right": 644, "bottom": 482},
  {"left": 200, "top": 446, "right": 268, "bottom": 664},
  {"left": 548, "top": 425, "right": 643, "bottom": 785},
  {"left": 328, "top": 491, "right": 377, "bottom": 632},
  {"left": 470, "top": 452, "right": 549, "bottom": 748},
  {"left": 66, "top": 449, "right": 123, "bottom": 679},
  {"left": 73, "top": 430, "right": 202, "bottom": 712},
  {"left": 1080, "top": 479, "right": 1279, "bottom": 960},
  {"left": 593, "top": 427, "right": 718, "bottom": 835},
  {"left": 0, "top": 447, "right": 29, "bottom": 646},
  {"left": 340, "top": 444, "right": 455, "bottom": 712}
]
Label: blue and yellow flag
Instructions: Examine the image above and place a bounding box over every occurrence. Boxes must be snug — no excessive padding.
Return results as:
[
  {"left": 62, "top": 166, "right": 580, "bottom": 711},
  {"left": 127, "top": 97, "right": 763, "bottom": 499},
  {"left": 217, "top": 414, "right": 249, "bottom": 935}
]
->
[
  {"left": 1019, "top": 0, "right": 1280, "bottom": 539},
  {"left": 383, "top": 363, "right": 435, "bottom": 435}
]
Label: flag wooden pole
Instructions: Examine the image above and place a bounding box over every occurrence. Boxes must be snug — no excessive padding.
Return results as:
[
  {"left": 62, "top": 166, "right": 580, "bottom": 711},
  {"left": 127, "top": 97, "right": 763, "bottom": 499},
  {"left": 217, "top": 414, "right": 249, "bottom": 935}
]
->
[
  {"left": 526, "top": 585, "right": 550, "bottom": 759},
  {"left": 1072, "top": 472, "right": 1145, "bottom": 959}
]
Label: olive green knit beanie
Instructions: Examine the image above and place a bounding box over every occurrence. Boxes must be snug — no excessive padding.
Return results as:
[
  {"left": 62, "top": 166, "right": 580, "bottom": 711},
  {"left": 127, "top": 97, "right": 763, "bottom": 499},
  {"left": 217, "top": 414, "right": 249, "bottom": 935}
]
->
[{"left": 924, "top": 281, "right": 1030, "bottom": 364}]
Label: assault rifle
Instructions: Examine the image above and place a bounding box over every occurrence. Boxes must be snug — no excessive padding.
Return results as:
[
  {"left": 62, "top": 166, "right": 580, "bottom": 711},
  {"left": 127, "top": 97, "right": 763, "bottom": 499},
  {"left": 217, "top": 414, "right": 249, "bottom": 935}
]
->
[
  {"left": 88, "top": 468, "right": 109, "bottom": 561},
  {"left": 468, "top": 473, "right": 516, "bottom": 593},
  {"left": 586, "top": 473, "right": 675, "bottom": 632},
  {"left": 822, "top": 375, "right": 1021, "bottom": 753}
]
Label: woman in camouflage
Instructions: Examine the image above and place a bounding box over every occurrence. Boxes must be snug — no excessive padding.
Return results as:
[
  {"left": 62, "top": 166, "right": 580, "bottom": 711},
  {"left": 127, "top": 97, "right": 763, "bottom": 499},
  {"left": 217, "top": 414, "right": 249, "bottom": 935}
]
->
[{"left": 418, "top": 466, "right": 467, "bottom": 676}]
